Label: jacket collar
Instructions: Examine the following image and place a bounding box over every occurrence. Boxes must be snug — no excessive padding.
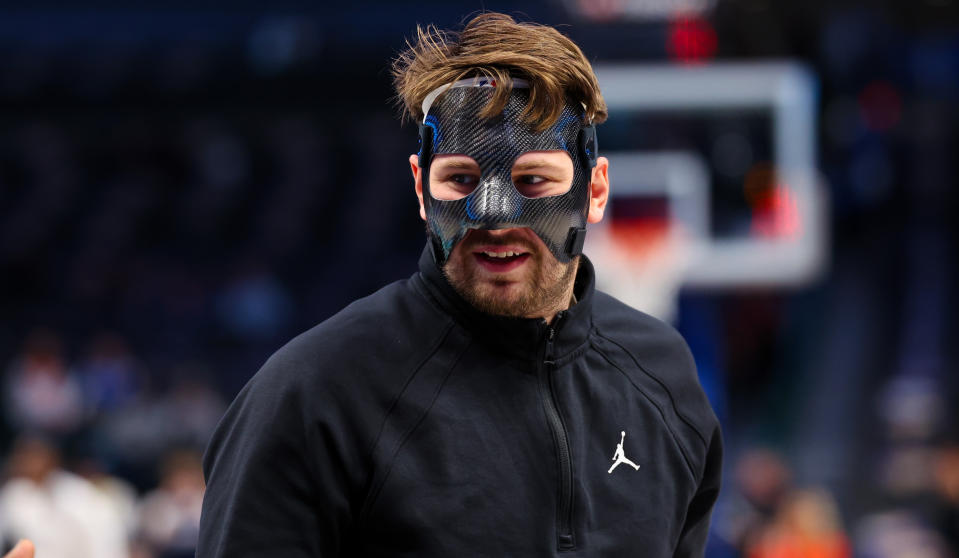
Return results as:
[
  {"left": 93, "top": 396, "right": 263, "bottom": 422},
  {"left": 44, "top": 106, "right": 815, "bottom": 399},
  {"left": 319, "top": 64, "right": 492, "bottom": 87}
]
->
[{"left": 416, "top": 246, "right": 595, "bottom": 363}]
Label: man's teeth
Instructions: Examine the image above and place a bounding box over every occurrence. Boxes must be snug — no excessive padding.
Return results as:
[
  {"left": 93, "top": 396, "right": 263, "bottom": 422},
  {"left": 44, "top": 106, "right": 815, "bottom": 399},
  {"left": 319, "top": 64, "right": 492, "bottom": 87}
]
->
[{"left": 483, "top": 251, "right": 522, "bottom": 258}]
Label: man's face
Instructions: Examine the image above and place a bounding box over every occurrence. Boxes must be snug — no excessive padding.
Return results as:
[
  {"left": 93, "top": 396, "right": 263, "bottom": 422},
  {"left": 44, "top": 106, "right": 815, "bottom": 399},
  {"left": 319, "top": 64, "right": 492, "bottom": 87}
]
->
[
  {"left": 411, "top": 149, "right": 609, "bottom": 321},
  {"left": 429, "top": 150, "right": 579, "bottom": 319}
]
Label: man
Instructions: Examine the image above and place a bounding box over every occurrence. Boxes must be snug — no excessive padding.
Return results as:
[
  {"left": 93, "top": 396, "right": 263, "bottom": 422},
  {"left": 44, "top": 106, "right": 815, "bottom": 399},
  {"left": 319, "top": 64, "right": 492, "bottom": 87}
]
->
[{"left": 197, "top": 12, "right": 721, "bottom": 557}]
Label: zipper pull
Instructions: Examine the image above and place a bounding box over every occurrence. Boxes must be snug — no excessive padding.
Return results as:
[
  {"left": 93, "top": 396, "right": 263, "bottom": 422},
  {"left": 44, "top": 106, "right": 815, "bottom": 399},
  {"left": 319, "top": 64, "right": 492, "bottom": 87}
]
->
[{"left": 545, "top": 326, "right": 556, "bottom": 365}]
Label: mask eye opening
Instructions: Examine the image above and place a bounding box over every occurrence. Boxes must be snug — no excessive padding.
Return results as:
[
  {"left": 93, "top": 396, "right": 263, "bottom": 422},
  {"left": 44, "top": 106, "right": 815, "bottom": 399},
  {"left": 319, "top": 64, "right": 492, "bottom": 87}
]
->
[{"left": 428, "top": 154, "right": 483, "bottom": 201}]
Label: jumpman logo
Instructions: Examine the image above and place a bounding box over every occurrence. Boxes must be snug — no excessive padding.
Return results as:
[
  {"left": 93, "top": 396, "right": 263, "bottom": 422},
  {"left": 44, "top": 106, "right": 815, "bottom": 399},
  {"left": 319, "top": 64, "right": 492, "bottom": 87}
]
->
[{"left": 607, "top": 430, "right": 641, "bottom": 474}]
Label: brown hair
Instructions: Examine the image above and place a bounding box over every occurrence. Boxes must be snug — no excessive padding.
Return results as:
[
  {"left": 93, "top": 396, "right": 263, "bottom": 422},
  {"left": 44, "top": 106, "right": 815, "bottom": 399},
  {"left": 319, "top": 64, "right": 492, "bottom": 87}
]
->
[{"left": 392, "top": 13, "right": 607, "bottom": 131}]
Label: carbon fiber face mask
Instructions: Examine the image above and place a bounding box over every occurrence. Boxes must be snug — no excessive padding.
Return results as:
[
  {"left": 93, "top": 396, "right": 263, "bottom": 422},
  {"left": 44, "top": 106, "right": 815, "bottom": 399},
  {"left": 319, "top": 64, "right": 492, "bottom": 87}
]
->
[{"left": 417, "top": 80, "right": 597, "bottom": 265}]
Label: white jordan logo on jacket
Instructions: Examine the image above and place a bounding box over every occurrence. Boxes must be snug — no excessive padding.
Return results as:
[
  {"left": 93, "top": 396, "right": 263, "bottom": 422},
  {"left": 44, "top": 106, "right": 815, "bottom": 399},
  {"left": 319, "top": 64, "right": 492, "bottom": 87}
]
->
[{"left": 608, "top": 430, "right": 641, "bottom": 474}]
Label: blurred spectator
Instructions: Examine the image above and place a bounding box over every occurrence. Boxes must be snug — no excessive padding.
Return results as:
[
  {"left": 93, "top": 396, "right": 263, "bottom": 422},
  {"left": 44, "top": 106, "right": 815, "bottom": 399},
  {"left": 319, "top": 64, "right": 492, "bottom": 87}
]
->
[
  {"left": 3, "top": 330, "right": 84, "bottom": 436},
  {"left": 72, "top": 457, "right": 139, "bottom": 541},
  {"left": 162, "top": 369, "right": 227, "bottom": 451},
  {"left": 713, "top": 449, "right": 794, "bottom": 554},
  {"left": 137, "top": 449, "right": 205, "bottom": 558},
  {"left": 97, "top": 365, "right": 224, "bottom": 488},
  {"left": 748, "top": 488, "right": 851, "bottom": 558},
  {"left": 215, "top": 264, "right": 293, "bottom": 343},
  {"left": 932, "top": 445, "right": 959, "bottom": 551},
  {"left": 97, "top": 391, "right": 171, "bottom": 483},
  {"left": 854, "top": 511, "right": 952, "bottom": 558},
  {"left": 0, "top": 436, "right": 128, "bottom": 558},
  {"left": 77, "top": 332, "right": 144, "bottom": 416},
  {"left": 878, "top": 375, "right": 944, "bottom": 444},
  {"left": 2, "top": 540, "right": 34, "bottom": 558}
]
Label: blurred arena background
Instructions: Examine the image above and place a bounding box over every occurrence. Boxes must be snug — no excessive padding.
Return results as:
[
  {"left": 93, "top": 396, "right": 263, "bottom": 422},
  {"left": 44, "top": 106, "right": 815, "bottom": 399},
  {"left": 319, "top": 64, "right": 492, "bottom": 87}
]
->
[{"left": 1, "top": 1, "right": 957, "bottom": 556}]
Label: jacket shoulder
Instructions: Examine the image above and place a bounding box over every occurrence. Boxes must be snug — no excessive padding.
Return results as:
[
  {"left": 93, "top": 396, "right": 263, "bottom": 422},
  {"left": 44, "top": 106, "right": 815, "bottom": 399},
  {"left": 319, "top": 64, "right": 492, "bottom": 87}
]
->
[
  {"left": 203, "top": 275, "right": 455, "bottom": 483},
  {"left": 590, "top": 290, "right": 718, "bottom": 448},
  {"left": 265, "top": 278, "right": 450, "bottom": 379}
]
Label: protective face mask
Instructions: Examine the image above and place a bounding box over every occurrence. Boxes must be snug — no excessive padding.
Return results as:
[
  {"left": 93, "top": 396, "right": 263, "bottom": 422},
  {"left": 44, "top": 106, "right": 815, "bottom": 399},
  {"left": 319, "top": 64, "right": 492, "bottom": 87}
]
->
[{"left": 418, "top": 78, "right": 597, "bottom": 264}]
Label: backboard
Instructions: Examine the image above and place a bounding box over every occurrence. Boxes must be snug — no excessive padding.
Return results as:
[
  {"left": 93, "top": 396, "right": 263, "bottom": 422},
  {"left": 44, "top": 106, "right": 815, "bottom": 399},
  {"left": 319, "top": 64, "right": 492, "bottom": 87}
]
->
[{"left": 586, "top": 62, "right": 827, "bottom": 320}]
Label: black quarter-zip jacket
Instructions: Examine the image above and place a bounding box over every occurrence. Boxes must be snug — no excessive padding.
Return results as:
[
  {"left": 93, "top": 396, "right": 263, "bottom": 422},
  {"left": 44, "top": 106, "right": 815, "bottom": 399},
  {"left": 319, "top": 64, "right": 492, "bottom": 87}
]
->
[{"left": 198, "top": 248, "right": 722, "bottom": 557}]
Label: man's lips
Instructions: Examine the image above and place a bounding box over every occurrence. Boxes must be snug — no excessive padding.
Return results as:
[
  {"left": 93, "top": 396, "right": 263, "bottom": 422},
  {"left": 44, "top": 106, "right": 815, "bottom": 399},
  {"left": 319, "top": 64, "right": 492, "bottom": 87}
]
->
[
  {"left": 470, "top": 245, "right": 531, "bottom": 273},
  {"left": 473, "top": 245, "right": 529, "bottom": 257}
]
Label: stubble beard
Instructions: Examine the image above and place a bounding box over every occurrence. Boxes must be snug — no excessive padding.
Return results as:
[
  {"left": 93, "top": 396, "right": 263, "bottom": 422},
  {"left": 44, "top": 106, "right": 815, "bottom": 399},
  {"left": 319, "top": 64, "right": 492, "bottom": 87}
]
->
[{"left": 442, "top": 233, "right": 579, "bottom": 320}]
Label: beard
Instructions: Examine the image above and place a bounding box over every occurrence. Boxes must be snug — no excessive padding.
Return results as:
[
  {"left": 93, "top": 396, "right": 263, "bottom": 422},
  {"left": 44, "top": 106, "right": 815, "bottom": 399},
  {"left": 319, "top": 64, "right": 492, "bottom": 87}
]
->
[{"left": 441, "top": 228, "right": 579, "bottom": 320}]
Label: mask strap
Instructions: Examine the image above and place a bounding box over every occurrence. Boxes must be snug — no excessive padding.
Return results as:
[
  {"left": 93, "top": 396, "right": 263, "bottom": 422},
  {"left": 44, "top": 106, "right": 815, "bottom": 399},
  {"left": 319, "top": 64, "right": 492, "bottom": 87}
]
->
[
  {"left": 579, "top": 124, "right": 598, "bottom": 169},
  {"left": 421, "top": 77, "right": 530, "bottom": 122}
]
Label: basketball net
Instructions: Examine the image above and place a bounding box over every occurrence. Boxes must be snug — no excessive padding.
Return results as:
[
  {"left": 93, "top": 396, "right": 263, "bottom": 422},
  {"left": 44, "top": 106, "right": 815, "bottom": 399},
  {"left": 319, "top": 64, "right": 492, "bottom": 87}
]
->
[{"left": 586, "top": 219, "right": 692, "bottom": 323}]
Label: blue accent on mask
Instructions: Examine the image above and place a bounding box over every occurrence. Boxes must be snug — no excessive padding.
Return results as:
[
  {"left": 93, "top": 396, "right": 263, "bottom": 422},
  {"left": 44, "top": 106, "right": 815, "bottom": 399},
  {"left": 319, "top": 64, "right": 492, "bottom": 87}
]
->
[{"left": 552, "top": 114, "right": 579, "bottom": 150}]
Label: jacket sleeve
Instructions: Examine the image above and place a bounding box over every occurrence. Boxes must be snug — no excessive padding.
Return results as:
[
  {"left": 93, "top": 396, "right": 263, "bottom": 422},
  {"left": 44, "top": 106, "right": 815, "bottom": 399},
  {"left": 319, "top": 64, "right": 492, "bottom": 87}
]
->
[
  {"left": 673, "top": 424, "right": 723, "bottom": 558},
  {"left": 196, "top": 354, "right": 351, "bottom": 557}
]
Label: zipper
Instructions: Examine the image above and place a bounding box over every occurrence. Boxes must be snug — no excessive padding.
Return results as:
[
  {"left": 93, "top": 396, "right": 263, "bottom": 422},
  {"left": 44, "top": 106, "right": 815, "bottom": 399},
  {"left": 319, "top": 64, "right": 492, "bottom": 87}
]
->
[{"left": 539, "top": 313, "right": 575, "bottom": 551}]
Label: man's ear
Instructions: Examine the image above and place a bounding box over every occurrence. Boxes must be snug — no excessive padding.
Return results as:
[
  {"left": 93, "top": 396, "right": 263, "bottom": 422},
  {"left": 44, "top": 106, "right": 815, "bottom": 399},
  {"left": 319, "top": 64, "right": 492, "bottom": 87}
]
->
[
  {"left": 587, "top": 156, "right": 610, "bottom": 224},
  {"left": 410, "top": 154, "right": 426, "bottom": 221}
]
